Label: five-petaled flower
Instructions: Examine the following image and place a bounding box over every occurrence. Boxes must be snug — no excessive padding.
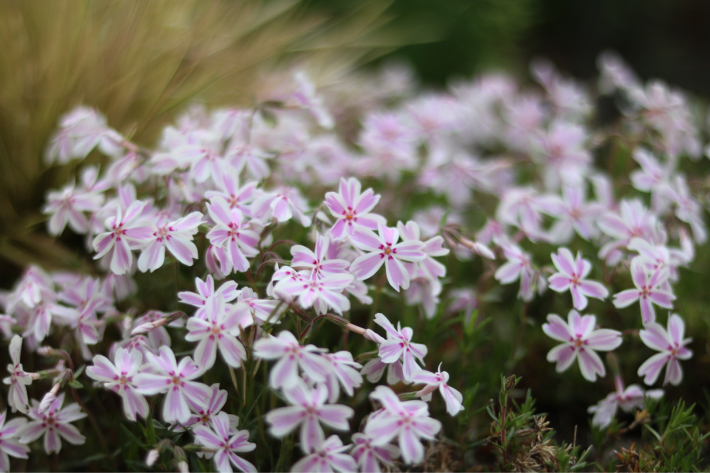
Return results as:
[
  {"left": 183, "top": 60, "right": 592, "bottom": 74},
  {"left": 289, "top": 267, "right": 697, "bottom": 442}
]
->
[
  {"left": 193, "top": 411, "right": 257, "bottom": 473},
  {"left": 638, "top": 313, "right": 693, "bottom": 386},
  {"left": 350, "top": 224, "right": 426, "bottom": 292},
  {"left": 548, "top": 248, "right": 608, "bottom": 310},
  {"left": 543, "top": 310, "right": 622, "bottom": 381},
  {"left": 613, "top": 258, "right": 675, "bottom": 324},
  {"left": 18, "top": 393, "right": 86, "bottom": 454}
]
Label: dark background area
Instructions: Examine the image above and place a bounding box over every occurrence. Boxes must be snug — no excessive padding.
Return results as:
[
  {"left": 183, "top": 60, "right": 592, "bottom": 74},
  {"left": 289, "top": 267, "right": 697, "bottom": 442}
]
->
[{"left": 352, "top": 0, "right": 710, "bottom": 95}]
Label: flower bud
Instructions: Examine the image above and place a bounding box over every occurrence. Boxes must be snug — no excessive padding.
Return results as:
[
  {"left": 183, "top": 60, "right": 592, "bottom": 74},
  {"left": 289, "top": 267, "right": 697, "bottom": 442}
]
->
[
  {"left": 38, "top": 382, "right": 61, "bottom": 414},
  {"left": 145, "top": 449, "right": 160, "bottom": 467}
]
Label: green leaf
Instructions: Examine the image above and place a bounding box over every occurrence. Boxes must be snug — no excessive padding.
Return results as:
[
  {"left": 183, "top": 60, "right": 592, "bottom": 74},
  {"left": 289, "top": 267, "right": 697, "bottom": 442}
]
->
[
  {"left": 68, "top": 380, "right": 83, "bottom": 389},
  {"left": 644, "top": 424, "right": 662, "bottom": 441},
  {"left": 120, "top": 423, "right": 147, "bottom": 449},
  {"left": 73, "top": 365, "right": 85, "bottom": 378}
]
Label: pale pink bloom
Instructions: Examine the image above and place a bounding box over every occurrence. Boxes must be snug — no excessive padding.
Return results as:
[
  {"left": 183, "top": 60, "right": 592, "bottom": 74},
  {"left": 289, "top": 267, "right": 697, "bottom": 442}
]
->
[
  {"left": 358, "top": 112, "right": 417, "bottom": 181},
  {"left": 264, "top": 381, "right": 353, "bottom": 454},
  {"left": 92, "top": 200, "right": 153, "bottom": 274},
  {"left": 133, "top": 346, "right": 212, "bottom": 424},
  {"left": 350, "top": 433, "right": 400, "bottom": 473},
  {"left": 292, "top": 435, "right": 356, "bottom": 473},
  {"left": 397, "top": 221, "right": 449, "bottom": 281},
  {"left": 324, "top": 177, "right": 384, "bottom": 240},
  {"left": 321, "top": 351, "right": 363, "bottom": 403},
  {"left": 359, "top": 328, "right": 407, "bottom": 385},
  {"left": 175, "top": 384, "right": 239, "bottom": 435},
  {"left": 178, "top": 275, "right": 240, "bottom": 320},
  {"left": 638, "top": 313, "right": 693, "bottom": 386},
  {"left": 138, "top": 211, "right": 203, "bottom": 272},
  {"left": 273, "top": 272, "right": 353, "bottom": 315},
  {"left": 669, "top": 175, "right": 707, "bottom": 244},
  {"left": 630, "top": 148, "right": 673, "bottom": 212},
  {"left": 43, "top": 182, "right": 104, "bottom": 236},
  {"left": 86, "top": 348, "right": 148, "bottom": 421},
  {"left": 3, "top": 336, "right": 31, "bottom": 414},
  {"left": 0, "top": 410, "right": 29, "bottom": 472},
  {"left": 447, "top": 288, "right": 478, "bottom": 319},
  {"left": 598, "top": 199, "right": 662, "bottom": 266},
  {"left": 251, "top": 187, "right": 311, "bottom": 227},
  {"left": 597, "top": 51, "right": 640, "bottom": 94},
  {"left": 612, "top": 259, "right": 675, "bottom": 324},
  {"left": 290, "top": 233, "right": 350, "bottom": 280},
  {"left": 588, "top": 376, "right": 662, "bottom": 428},
  {"left": 535, "top": 122, "right": 591, "bottom": 189},
  {"left": 496, "top": 188, "right": 547, "bottom": 242},
  {"left": 18, "top": 393, "right": 86, "bottom": 454},
  {"left": 45, "top": 107, "right": 123, "bottom": 163},
  {"left": 236, "top": 287, "right": 282, "bottom": 325},
  {"left": 252, "top": 331, "right": 331, "bottom": 390},
  {"left": 177, "top": 143, "right": 228, "bottom": 185},
  {"left": 365, "top": 385, "right": 441, "bottom": 465},
  {"left": 404, "top": 271, "right": 442, "bottom": 319},
  {"left": 23, "top": 301, "right": 75, "bottom": 343},
  {"left": 494, "top": 242, "right": 536, "bottom": 301},
  {"left": 531, "top": 60, "right": 590, "bottom": 119},
  {"left": 350, "top": 224, "right": 426, "bottom": 292},
  {"left": 227, "top": 142, "right": 273, "bottom": 181},
  {"left": 193, "top": 411, "right": 256, "bottom": 473},
  {"left": 288, "top": 71, "right": 334, "bottom": 130},
  {"left": 412, "top": 364, "right": 464, "bottom": 416},
  {"left": 543, "top": 310, "right": 622, "bottom": 382},
  {"left": 205, "top": 173, "right": 257, "bottom": 217},
  {"left": 548, "top": 248, "right": 608, "bottom": 310},
  {"left": 5, "top": 266, "right": 54, "bottom": 312},
  {"left": 407, "top": 94, "right": 460, "bottom": 138},
  {"left": 206, "top": 197, "right": 260, "bottom": 273},
  {"left": 185, "top": 297, "right": 249, "bottom": 371},
  {"left": 539, "top": 186, "right": 605, "bottom": 242},
  {"left": 419, "top": 146, "right": 493, "bottom": 207},
  {"left": 374, "top": 313, "right": 427, "bottom": 382}
]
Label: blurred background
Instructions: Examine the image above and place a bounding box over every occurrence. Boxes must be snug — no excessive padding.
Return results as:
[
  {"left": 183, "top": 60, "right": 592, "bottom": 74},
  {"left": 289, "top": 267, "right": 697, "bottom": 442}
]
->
[{"left": 2, "top": 0, "right": 710, "bottom": 460}]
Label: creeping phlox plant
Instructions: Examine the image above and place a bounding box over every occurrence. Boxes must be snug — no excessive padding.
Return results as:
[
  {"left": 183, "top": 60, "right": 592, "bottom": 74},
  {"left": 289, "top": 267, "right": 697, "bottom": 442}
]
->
[{"left": 1, "top": 52, "right": 709, "bottom": 471}]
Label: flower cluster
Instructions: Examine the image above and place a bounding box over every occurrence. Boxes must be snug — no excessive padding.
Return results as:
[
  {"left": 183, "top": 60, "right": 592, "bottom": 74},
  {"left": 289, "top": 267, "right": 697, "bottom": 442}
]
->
[{"left": 0, "top": 52, "right": 706, "bottom": 470}]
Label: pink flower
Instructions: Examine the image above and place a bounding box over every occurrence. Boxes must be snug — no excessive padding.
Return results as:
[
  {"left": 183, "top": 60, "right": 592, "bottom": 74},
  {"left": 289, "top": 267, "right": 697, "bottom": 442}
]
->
[
  {"left": 0, "top": 410, "right": 29, "bottom": 471},
  {"left": 178, "top": 275, "right": 240, "bottom": 320},
  {"left": 539, "top": 186, "right": 605, "bottom": 242},
  {"left": 290, "top": 233, "right": 350, "bottom": 280},
  {"left": 397, "top": 221, "right": 449, "bottom": 281},
  {"left": 265, "top": 381, "right": 353, "bottom": 454},
  {"left": 206, "top": 197, "right": 260, "bottom": 273},
  {"left": 251, "top": 186, "right": 311, "bottom": 227},
  {"left": 374, "top": 313, "right": 427, "bottom": 382},
  {"left": 43, "top": 182, "right": 104, "bottom": 236},
  {"left": 350, "top": 433, "right": 399, "bottom": 473},
  {"left": 92, "top": 200, "right": 153, "bottom": 274},
  {"left": 176, "top": 383, "right": 237, "bottom": 431},
  {"left": 324, "top": 177, "right": 384, "bottom": 240},
  {"left": 494, "top": 242, "right": 537, "bottom": 301},
  {"left": 291, "top": 435, "right": 356, "bottom": 473},
  {"left": 350, "top": 224, "right": 426, "bottom": 292},
  {"left": 321, "top": 351, "right": 363, "bottom": 403},
  {"left": 137, "top": 211, "right": 204, "bottom": 272},
  {"left": 612, "top": 258, "right": 675, "bottom": 324},
  {"left": 588, "top": 376, "right": 663, "bottom": 428},
  {"left": 133, "top": 346, "right": 212, "bottom": 424},
  {"left": 412, "top": 364, "right": 464, "bottom": 416},
  {"left": 3, "top": 336, "right": 31, "bottom": 414},
  {"left": 86, "top": 347, "right": 149, "bottom": 421},
  {"left": 204, "top": 174, "right": 257, "bottom": 217},
  {"left": 273, "top": 273, "right": 353, "bottom": 315},
  {"left": 252, "top": 331, "right": 331, "bottom": 390},
  {"left": 185, "top": 297, "right": 250, "bottom": 371},
  {"left": 207, "top": 197, "right": 259, "bottom": 272},
  {"left": 638, "top": 313, "right": 693, "bottom": 386},
  {"left": 548, "top": 248, "right": 608, "bottom": 310},
  {"left": 543, "top": 310, "right": 622, "bottom": 381},
  {"left": 18, "top": 393, "right": 86, "bottom": 454},
  {"left": 365, "top": 385, "right": 441, "bottom": 465},
  {"left": 236, "top": 287, "right": 282, "bottom": 325},
  {"left": 193, "top": 411, "right": 256, "bottom": 473}
]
